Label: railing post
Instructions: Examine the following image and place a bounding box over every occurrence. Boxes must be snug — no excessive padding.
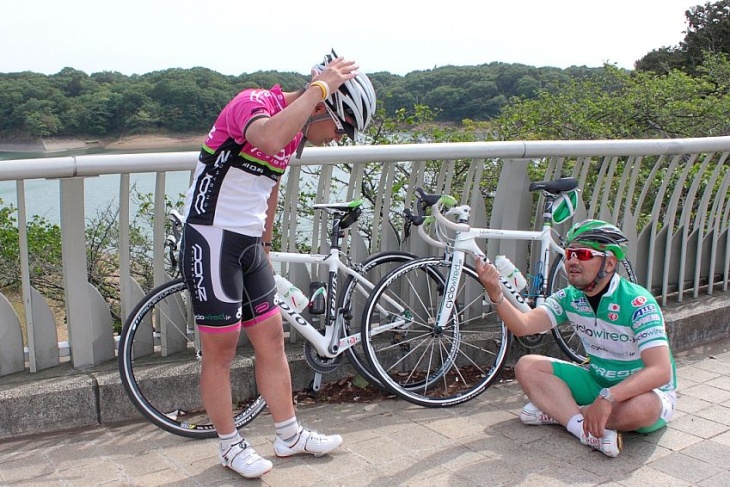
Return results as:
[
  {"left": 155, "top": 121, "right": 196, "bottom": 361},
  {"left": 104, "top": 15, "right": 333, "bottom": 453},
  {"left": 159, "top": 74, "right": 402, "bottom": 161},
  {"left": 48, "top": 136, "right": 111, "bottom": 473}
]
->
[
  {"left": 490, "top": 159, "right": 532, "bottom": 271},
  {"left": 60, "top": 177, "right": 114, "bottom": 367}
]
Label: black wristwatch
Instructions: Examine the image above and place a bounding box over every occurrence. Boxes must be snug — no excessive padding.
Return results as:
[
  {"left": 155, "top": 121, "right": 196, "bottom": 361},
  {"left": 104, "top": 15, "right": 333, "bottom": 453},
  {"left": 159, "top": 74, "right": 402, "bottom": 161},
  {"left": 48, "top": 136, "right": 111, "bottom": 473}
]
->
[{"left": 599, "top": 387, "right": 616, "bottom": 405}]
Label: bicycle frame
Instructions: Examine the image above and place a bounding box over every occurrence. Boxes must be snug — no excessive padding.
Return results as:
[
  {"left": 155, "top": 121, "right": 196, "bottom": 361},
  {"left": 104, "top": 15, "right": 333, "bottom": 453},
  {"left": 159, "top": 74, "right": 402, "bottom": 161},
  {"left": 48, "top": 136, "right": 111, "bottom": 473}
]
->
[
  {"left": 423, "top": 197, "right": 566, "bottom": 333},
  {"left": 272, "top": 249, "right": 407, "bottom": 357},
  {"left": 270, "top": 250, "right": 380, "bottom": 359}
]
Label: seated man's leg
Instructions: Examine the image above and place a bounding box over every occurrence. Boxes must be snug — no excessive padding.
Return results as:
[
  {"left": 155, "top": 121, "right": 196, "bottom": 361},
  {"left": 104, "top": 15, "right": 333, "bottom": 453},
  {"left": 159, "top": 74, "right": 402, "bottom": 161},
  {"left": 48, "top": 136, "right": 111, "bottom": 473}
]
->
[
  {"left": 608, "top": 389, "right": 675, "bottom": 434},
  {"left": 515, "top": 354, "right": 583, "bottom": 426}
]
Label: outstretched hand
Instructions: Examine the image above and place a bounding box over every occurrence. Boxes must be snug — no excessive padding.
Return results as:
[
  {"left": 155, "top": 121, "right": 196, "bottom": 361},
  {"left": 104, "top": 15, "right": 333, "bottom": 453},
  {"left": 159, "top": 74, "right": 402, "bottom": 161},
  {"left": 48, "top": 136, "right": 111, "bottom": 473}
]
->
[
  {"left": 474, "top": 257, "right": 503, "bottom": 299},
  {"left": 311, "top": 57, "right": 359, "bottom": 94}
]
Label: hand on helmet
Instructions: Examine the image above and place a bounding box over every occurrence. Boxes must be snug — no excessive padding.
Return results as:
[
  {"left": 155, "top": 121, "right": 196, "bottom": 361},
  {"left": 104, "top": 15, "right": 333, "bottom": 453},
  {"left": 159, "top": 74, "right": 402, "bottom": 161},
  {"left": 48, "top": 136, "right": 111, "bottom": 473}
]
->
[{"left": 311, "top": 57, "right": 359, "bottom": 95}]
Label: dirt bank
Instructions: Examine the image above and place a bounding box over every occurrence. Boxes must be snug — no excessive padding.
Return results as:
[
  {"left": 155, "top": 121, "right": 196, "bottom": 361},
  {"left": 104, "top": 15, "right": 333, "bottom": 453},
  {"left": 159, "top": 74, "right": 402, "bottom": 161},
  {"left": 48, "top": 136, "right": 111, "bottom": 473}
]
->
[
  {"left": 0, "top": 134, "right": 206, "bottom": 153},
  {"left": 104, "top": 134, "right": 205, "bottom": 150}
]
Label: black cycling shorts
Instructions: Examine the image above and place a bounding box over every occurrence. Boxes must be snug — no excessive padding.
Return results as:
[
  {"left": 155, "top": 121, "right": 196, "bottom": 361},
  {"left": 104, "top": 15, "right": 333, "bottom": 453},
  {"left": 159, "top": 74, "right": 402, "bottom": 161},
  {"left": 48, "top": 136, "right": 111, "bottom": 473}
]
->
[{"left": 179, "top": 223, "right": 278, "bottom": 333}]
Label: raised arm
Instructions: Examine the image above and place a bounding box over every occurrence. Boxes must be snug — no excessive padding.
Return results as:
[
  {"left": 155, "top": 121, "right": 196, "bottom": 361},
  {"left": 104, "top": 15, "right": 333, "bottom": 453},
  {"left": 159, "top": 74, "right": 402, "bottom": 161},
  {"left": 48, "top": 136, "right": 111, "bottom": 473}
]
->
[
  {"left": 474, "top": 257, "right": 553, "bottom": 336},
  {"left": 245, "top": 58, "right": 358, "bottom": 156}
]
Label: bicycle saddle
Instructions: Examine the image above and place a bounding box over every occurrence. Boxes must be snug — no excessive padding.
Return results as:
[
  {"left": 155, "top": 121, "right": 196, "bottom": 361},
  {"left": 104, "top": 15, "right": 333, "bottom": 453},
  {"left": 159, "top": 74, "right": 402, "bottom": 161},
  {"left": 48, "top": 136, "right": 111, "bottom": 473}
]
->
[{"left": 529, "top": 177, "right": 578, "bottom": 194}]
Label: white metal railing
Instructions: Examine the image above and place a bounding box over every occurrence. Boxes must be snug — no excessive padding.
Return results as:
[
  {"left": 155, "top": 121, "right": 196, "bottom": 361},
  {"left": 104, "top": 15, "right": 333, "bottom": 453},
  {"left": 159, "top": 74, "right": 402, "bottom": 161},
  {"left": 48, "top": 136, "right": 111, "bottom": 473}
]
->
[{"left": 1, "top": 136, "right": 730, "bottom": 376}]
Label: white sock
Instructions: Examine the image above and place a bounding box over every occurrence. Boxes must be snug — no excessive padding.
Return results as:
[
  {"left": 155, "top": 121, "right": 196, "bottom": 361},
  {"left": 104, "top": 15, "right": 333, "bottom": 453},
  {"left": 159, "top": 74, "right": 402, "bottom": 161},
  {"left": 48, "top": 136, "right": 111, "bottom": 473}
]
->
[
  {"left": 566, "top": 414, "right": 585, "bottom": 439},
  {"left": 219, "top": 430, "right": 243, "bottom": 451},
  {"left": 275, "top": 417, "right": 301, "bottom": 445}
]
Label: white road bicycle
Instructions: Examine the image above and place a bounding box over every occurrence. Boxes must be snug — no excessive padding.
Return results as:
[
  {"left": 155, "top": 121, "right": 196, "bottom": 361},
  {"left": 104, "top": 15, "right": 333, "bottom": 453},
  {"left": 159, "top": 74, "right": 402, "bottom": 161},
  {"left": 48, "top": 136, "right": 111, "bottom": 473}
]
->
[
  {"left": 117, "top": 200, "right": 442, "bottom": 439},
  {"left": 360, "top": 179, "right": 636, "bottom": 408}
]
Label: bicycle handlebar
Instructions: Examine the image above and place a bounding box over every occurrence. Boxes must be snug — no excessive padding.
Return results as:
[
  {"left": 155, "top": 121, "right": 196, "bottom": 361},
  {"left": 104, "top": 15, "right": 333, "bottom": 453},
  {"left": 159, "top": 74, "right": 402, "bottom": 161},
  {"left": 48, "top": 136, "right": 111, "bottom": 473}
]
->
[{"left": 404, "top": 206, "right": 447, "bottom": 249}]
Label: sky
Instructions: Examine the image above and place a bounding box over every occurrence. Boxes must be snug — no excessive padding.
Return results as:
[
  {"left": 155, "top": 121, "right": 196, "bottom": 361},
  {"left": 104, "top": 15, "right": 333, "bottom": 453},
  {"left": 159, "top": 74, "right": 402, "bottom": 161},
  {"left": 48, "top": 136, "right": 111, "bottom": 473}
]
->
[{"left": 1, "top": 0, "right": 703, "bottom": 77}]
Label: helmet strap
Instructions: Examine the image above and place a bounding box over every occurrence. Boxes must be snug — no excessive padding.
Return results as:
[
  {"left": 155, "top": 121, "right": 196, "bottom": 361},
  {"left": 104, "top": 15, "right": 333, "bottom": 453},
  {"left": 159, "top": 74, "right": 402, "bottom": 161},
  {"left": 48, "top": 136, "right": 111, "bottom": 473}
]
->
[
  {"left": 296, "top": 111, "right": 334, "bottom": 158},
  {"left": 582, "top": 255, "right": 612, "bottom": 294}
]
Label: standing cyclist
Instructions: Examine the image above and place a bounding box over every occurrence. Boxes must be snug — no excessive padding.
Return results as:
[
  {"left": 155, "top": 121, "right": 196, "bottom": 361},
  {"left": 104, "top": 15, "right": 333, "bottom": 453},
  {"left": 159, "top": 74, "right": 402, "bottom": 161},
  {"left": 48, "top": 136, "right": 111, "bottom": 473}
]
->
[
  {"left": 475, "top": 219, "right": 676, "bottom": 457},
  {"left": 179, "top": 50, "right": 376, "bottom": 479}
]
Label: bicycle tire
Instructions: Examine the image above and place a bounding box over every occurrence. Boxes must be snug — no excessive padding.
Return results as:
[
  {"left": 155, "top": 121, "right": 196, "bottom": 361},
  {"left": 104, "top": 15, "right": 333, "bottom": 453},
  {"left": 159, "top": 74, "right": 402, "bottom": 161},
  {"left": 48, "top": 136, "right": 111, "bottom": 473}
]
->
[
  {"left": 361, "top": 256, "right": 511, "bottom": 407},
  {"left": 337, "top": 250, "right": 421, "bottom": 391},
  {"left": 548, "top": 255, "right": 637, "bottom": 363},
  {"left": 118, "top": 278, "right": 266, "bottom": 439}
]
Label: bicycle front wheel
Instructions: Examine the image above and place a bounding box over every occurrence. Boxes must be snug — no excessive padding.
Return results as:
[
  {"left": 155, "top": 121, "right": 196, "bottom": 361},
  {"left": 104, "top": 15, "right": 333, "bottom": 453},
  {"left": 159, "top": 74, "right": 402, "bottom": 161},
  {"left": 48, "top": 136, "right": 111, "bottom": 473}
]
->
[
  {"left": 118, "top": 278, "right": 266, "bottom": 439},
  {"left": 548, "top": 255, "right": 637, "bottom": 363},
  {"left": 338, "top": 250, "right": 421, "bottom": 390},
  {"left": 361, "top": 257, "right": 511, "bottom": 407}
]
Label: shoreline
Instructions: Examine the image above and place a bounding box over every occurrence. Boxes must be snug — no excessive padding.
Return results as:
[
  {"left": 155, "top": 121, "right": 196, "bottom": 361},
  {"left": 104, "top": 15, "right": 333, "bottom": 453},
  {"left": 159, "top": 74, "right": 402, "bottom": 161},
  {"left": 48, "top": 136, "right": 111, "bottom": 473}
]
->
[{"left": 0, "top": 134, "right": 206, "bottom": 153}]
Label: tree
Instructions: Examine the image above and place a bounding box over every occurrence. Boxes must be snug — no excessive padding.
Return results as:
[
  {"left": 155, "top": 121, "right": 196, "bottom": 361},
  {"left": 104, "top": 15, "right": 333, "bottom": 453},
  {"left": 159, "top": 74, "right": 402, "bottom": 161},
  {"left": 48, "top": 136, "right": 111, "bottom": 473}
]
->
[
  {"left": 683, "top": 0, "right": 730, "bottom": 72},
  {"left": 636, "top": 1, "right": 730, "bottom": 75}
]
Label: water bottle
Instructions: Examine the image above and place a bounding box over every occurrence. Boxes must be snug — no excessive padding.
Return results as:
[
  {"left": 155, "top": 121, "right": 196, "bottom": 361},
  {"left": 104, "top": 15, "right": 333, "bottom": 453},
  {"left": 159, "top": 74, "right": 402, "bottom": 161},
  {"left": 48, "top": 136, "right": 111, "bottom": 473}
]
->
[
  {"left": 274, "top": 274, "right": 308, "bottom": 313},
  {"left": 308, "top": 281, "right": 327, "bottom": 315},
  {"left": 494, "top": 255, "right": 528, "bottom": 292}
]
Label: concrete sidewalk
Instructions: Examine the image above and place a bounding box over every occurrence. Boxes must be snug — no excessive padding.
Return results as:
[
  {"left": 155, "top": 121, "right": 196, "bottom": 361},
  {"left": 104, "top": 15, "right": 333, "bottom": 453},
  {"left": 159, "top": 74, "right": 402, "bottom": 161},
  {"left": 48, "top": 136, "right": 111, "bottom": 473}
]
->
[{"left": 2, "top": 339, "right": 730, "bottom": 486}]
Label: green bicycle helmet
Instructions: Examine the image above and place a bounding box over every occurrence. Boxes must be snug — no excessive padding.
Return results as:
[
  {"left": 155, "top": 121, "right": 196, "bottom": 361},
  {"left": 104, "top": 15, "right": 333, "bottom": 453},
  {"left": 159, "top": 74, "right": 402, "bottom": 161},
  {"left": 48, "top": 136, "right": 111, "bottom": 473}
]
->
[{"left": 565, "top": 219, "right": 628, "bottom": 260}]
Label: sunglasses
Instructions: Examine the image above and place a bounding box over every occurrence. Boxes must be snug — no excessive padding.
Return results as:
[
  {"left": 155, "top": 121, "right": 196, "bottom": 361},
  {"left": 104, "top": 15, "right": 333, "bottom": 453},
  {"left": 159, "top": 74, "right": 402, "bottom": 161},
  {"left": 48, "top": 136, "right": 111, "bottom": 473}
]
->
[{"left": 565, "top": 248, "right": 606, "bottom": 261}]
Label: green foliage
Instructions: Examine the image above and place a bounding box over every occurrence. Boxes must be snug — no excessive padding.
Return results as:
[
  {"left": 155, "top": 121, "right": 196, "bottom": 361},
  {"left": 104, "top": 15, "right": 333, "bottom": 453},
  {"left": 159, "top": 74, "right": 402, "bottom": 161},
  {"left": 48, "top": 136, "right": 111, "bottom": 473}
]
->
[
  {"left": 0, "top": 200, "right": 64, "bottom": 302},
  {"left": 0, "top": 61, "right": 597, "bottom": 140},
  {"left": 494, "top": 54, "right": 730, "bottom": 140}
]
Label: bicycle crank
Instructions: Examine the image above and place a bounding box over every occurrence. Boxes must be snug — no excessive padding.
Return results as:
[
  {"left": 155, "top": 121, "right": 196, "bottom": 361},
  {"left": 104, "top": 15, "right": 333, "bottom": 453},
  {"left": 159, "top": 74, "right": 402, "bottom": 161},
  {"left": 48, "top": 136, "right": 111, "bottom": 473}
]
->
[{"left": 303, "top": 342, "right": 342, "bottom": 373}]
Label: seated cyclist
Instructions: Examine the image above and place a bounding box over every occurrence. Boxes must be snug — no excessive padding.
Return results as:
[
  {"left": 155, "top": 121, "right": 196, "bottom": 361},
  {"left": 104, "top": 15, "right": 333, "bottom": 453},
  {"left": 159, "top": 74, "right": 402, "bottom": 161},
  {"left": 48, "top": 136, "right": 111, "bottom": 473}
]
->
[{"left": 475, "top": 219, "right": 676, "bottom": 457}]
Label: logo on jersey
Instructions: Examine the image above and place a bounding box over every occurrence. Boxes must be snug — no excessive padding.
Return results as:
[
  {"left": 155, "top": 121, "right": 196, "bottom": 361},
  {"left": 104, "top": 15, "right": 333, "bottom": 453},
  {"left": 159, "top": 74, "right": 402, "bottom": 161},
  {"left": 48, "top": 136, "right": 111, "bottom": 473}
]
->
[
  {"left": 632, "top": 313, "right": 662, "bottom": 330},
  {"left": 591, "top": 364, "right": 643, "bottom": 380},
  {"left": 632, "top": 296, "right": 647, "bottom": 307},
  {"left": 546, "top": 298, "right": 563, "bottom": 315},
  {"left": 214, "top": 149, "right": 231, "bottom": 168},
  {"left": 575, "top": 323, "right": 632, "bottom": 342},
  {"left": 194, "top": 173, "right": 213, "bottom": 215},
  {"left": 632, "top": 304, "right": 657, "bottom": 321},
  {"left": 635, "top": 327, "right": 666, "bottom": 342},
  {"left": 572, "top": 297, "right": 591, "bottom": 313},
  {"left": 608, "top": 312, "right": 618, "bottom": 321},
  {"left": 608, "top": 303, "right": 620, "bottom": 312}
]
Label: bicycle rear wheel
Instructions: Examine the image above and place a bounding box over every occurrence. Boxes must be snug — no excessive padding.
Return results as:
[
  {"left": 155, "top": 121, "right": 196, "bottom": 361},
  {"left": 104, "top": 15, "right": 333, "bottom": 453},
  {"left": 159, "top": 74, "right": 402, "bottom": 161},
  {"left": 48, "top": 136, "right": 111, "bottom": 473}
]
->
[
  {"left": 118, "top": 278, "right": 266, "bottom": 439},
  {"left": 361, "top": 256, "right": 511, "bottom": 407},
  {"left": 548, "top": 256, "right": 637, "bottom": 363}
]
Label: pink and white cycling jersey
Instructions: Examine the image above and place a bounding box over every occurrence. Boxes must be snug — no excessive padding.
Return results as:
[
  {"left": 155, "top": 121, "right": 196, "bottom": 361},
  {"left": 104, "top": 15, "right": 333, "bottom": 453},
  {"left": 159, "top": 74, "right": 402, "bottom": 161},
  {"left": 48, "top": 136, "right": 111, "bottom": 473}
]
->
[{"left": 183, "top": 85, "right": 303, "bottom": 236}]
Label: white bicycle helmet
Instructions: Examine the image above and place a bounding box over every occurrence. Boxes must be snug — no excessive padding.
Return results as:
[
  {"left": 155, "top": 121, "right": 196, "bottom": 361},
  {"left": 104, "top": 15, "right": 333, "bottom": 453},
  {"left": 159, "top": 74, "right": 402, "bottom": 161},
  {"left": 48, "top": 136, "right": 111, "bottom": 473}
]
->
[{"left": 311, "top": 49, "right": 377, "bottom": 139}]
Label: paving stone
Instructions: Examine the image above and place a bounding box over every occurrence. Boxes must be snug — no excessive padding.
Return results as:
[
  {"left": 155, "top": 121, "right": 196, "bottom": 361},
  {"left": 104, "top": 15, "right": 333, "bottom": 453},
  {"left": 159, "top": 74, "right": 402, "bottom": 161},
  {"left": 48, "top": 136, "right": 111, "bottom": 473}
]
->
[
  {"left": 669, "top": 413, "right": 730, "bottom": 439},
  {"left": 613, "top": 466, "right": 693, "bottom": 487},
  {"left": 676, "top": 365, "right": 721, "bottom": 383},
  {"left": 649, "top": 452, "right": 722, "bottom": 484},
  {"left": 679, "top": 383, "right": 730, "bottom": 403}
]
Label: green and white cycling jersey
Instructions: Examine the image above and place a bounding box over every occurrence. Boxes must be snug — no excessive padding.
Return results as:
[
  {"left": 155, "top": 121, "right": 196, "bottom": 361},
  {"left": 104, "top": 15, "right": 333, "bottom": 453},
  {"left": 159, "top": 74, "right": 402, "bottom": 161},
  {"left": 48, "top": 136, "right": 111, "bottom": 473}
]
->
[{"left": 541, "top": 273, "right": 676, "bottom": 392}]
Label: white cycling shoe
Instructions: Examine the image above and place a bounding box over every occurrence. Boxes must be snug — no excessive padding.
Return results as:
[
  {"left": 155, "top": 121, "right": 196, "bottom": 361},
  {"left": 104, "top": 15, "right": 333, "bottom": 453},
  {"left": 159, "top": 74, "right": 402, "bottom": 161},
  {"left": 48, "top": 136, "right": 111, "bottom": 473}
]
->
[
  {"left": 519, "top": 402, "right": 560, "bottom": 425},
  {"left": 219, "top": 440, "right": 273, "bottom": 479},
  {"left": 273, "top": 426, "right": 343, "bottom": 458},
  {"left": 581, "top": 429, "right": 623, "bottom": 457}
]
